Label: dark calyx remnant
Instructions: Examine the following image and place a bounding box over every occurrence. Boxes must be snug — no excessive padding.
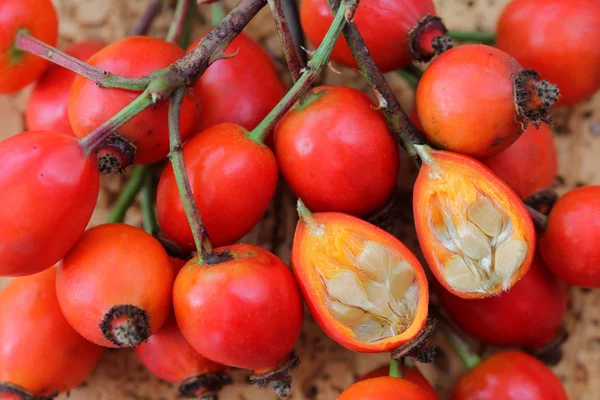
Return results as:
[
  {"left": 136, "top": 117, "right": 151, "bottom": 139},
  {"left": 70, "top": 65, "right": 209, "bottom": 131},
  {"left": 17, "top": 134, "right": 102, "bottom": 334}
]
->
[
  {"left": 392, "top": 318, "right": 438, "bottom": 363},
  {"left": 527, "top": 327, "right": 569, "bottom": 367},
  {"left": 99, "top": 304, "right": 150, "bottom": 347},
  {"left": 248, "top": 355, "right": 301, "bottom": 399},
  {"left": 409, "top": 14, "right": 452, "bottom": 62},
  {"left": 0, "top": 382, "right": 57, "bottom": 400},
  {"left": 513, "top": 69, "right": 560, "bottom": 127},
  {"left": 95, "top": 134, "right": 136, "bottom": 174},
  {"left": 178, "top": 373, "right": 233, "bottom": 399}
]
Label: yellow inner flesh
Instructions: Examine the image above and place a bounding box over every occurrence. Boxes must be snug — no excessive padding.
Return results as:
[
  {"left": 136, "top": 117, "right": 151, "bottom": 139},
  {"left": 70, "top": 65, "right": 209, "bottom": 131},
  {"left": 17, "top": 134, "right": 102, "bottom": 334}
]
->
[
  {"left": 308, "top": 226, "right": 419, "bottom": 344},
  {"left": 424, "top": 164, "right": 528, "bottom": 294}
]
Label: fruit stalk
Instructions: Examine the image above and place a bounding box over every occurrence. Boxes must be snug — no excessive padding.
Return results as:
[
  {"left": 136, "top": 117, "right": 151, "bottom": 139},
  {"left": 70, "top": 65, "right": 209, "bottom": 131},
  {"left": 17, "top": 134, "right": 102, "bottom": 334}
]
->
[
  {"left": 106, "top": 166, "right": 152, "bottom": 223},
  {"left": 327, "top": 0, "right": 427, "bottom": 164},
  {"left": 268, "top": 0, "right": 305, "bottom": 82},
  {"left": 389, "top": 358, "right": 404, "bottom": 379},
  {"left": 447, "top": 30, "right": 496, "bottom": 44},
  {"left": 131, "top": 0, "right": 164, "bottom": 36},
  {"left": 525, "top": 204, "right": 549, "bottom": 230},
  {"left": 441, "top": 325, "right": 481, "bottom": 371},
  {"left": 166, "top": 0, "right": 193, "bottom": 44},
  {"left": 14, "top": 31, "right": 149, "bottom": 90},
  {"left": 248, "top": 0, "right": 360, "bottom": 143},
  {"left": 141, "top": 171, "right": 157, "bottom": 234},
  {"left": 168, "top": 87, "right": 214, "bottom": 260}
]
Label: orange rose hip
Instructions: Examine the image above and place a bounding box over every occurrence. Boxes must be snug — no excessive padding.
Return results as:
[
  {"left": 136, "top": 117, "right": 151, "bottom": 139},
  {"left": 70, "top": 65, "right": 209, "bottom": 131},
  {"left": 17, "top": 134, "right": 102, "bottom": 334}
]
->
[
  {"left": 413, "top": 146, "right": 535, "bottom": 298},
  {"left": 292, "top": 202, "right": 429, "bottom": 352}
]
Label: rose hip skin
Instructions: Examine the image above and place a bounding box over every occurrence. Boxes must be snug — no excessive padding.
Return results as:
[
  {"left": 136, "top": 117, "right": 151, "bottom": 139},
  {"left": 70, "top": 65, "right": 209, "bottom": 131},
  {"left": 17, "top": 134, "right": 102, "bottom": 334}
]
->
[
  {"left": 0, "top": 131, "right": 99, "bottom": 277},
  {"left": 135, "top": 317, "right": 230, "bottom": 398},
  {"left": 339, "top": 376, "right": 432, "bottom": 400},
  {"left": 483, "top": 123, "right": 557, "bottom": 199},
  {"left": 417, "top": 45, "right": 556, "bottom": 159},
  {"left": 0, "top": 268, "right": 103, "bottom": 399},
  {"left": 157, "top": 123, "right": 278, "bottom": 249},
  {"left": 496, "top": 0, "right": 600, "bottom": 105},
  {"left": 439, "top": 256, "right": 567, "bottom": 349},
  {"left": 274, "top": 86, "right": 399, "bottom": 216},
  {"left": 360, "top": 366, "right": 438, "bottom": 399},
  {"left": 301, "top": 0, "right": 440, "bottom": 72},
  {"left": 540, "top": 185, "right": 600, "bottom": 287},
  {"left": 450, "top": 351, "right": 568, "bottom": 400},
  {"left": 0, "top": 0, "right": 58, "bottom": 93},
  {"left": 189, "top": 32, "right": 287, "bottom": 132},
  {"left": 173, "top": 244, "right": 303, "bottom": 374},
  {"left": 57, "top": 223, "right": 174, "bottom": 348},
  {"left": 26, "top": 40, "right": 105, "bottom": 136},
  {"left": 69, "top": 36, "right": 200, "bottom": 165}
]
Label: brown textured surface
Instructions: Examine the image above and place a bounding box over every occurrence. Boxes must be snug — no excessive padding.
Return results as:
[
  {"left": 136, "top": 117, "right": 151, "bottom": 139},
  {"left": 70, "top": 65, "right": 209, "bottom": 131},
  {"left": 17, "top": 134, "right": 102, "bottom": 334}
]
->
[{"left": 1, "top": 0, "right": 599, "bottom": 399}]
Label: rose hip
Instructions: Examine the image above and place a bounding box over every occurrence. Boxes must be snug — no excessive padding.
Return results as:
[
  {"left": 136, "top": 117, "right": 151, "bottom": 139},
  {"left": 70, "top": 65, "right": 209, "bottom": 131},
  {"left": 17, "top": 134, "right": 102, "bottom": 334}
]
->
[
  {"left": 360, "top": 366, "right": 438, "bottom": 399},
  {"left": 340, "top": 376, "right": 432, "bottom": 400}
]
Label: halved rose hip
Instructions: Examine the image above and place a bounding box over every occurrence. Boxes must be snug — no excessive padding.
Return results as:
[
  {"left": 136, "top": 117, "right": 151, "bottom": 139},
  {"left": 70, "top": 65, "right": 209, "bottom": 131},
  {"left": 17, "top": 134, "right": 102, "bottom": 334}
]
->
[
  {"left": 292, "top": 202, "right": 429, "bottom": 352},
  {"left": 413, "top": 146, "right": 535, "bottom": 299}
]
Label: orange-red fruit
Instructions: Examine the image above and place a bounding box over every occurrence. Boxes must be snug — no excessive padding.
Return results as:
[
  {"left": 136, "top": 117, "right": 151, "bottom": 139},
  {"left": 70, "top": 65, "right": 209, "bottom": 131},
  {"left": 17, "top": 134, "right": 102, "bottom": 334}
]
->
[
  {"left": 496, "top": 0, "right": 600, "bottom": 105},
  {"left": 0, "top": 268, "right": 103, "bottom": 399},
  {"left": 292, "top": 210, "right": 429, "bottom": 352},
  {"left": 360, "top": 366, "right": 438, "bottom": 399},
  {"left": 450, "top": 351, "right": 568, "bottom": 400},
  {"left": 135, "top": 317, "right": 230, "bottom": 398},
  {"left": 301, "top": 0, "right": 439, "bottom": 72},
  {"left": 189, "top": 32, "right": 287, "bottom": 132},
  {"left": 483, "top": 123, "right": 557, "bottom": 199},
  {"left": 339, "top": 376, "right": 433, "bottom": 400},
  {"left": 69, "top": 36, "right": 200, "bottom": 165},
  {"left": 413, "top": 148, "right": 536, "bottom": 298},
  {"left": 274, "top": 86, "right": 399, "bottom": 216},
  {"left": 0, "top": 0, "right": 58, "bottom": 93},
  {"left": 439, "top": 256, "right": 567, "bottom": 349},
  {"left": 26, "top": 40, "right": 105, "bottom": 136},
  {"left": 57, "top": 223, "right": 174, "bottom": 348},
  {"left": 539, "top": 185, "right": 600, "bottom": 287},
  {"left": 0, "top": 131, "right": 99, "bottom": 277},
  {"left": 417, "top": 45, "right": 549, "bottom": 159}
]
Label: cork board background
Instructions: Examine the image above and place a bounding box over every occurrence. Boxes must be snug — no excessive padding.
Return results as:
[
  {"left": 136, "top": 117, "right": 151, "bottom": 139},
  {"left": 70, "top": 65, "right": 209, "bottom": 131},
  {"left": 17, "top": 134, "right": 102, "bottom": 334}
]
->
[{"left": 1, "top": 0, "right": 599, "bottom": 399}]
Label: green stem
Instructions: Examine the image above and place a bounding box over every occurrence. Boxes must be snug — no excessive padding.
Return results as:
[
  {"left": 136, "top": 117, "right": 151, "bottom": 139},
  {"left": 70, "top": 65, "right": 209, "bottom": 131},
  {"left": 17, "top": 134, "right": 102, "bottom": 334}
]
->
[
  {"left": 247, "top": 0, "right": 358, "bottom": 143},
  {"left": 140, "top": 169, "right": 157, "bottom": 234},
  {"left": 168, "top": 88, "right": 213, "bottom": 261},
  {"left": 389, "top": 358, "right": 403, "bottom": 378},
  {"left": 166, "top": 0, "right": 192, "bottom": 44},
  {"left": 211, "top": 2, "right": 227, "bottom": 26},
  {"left": 442, "top": 329, "right": 481, "bottom": 371},
  {"left": 106, "top": 166, "right": 150, "bottom": 223},
  {"left": 79, "top": 90, "right": 154, "bottom": 154},
  {"left": 447, "top": 30, "right": 496, "bottom": 44},
  {"left": 396, "top": 68, "right": 420, "bottom": 89}
]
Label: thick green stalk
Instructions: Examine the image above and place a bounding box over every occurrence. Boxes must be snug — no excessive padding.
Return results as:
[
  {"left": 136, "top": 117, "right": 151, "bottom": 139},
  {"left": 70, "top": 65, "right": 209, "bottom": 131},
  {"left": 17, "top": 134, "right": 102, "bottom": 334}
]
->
[
  {"left": 442, "top": 329, "right": 481, "bottom": 371},
  {"left": 448, "top": 30, "right": 496, "bottom": 44},
  {"left": 140, "top": 169, "right": 157, "bottom": 234},
  {"left": 247, "top": 0, "right": 359, "bottom": 143},
  {"left": 389, "top": 358, "right": 403, "bottom": 379},
  {"left": 106, "top": 166, "right": 151, "bottom": 223}
]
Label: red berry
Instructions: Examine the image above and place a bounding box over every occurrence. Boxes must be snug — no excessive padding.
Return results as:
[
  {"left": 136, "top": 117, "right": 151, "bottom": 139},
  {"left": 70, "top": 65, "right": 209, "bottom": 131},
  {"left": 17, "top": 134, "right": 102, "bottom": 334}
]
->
[
  {"left": 0, "top": 0, "right": 58, "bottom": 93},
  {"left": 157, "top": 123, "right": 278, "bottom": 249},
  {"left": 539, "top": 185, "right": 600, "bottom": 287},
  {"left": 483, "top": 123, "right": 557, "bottom": 199},
  {"left": 274, "top": 86, "right": 399, "bottom": 216},
  {"left": 188, "top": 32, "right": 287, "bottom": 132},
  {"left": 496, "top": 0, "right": 600, "bottom": 105},
  {"left": 359, "top": 366, "right": 438, "bottom": 399},
  {"left": 339, "top": 376, "right": 433, "bottom": 400},
  {"left": 450, "top": 351, "right": 568, "bottom": 400},
  {"left": 56, "top": 223, "right": 174, "bottom": 348},
  {"left": 26, "top": 40, "right": 105, "bottom": 136},
  {"left": 0, "top": 267, "right": 103, "bottom": 398},
  {"left": 68, "top": 36, "right": 200, "bottom": 165},
  {"left": 0, "top": 131, "right": 99, "bottom": 277}
]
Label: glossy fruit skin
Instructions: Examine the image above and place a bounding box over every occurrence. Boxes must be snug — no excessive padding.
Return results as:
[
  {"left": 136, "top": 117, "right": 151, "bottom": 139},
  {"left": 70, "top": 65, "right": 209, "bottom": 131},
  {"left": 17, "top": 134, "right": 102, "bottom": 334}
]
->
[
  {"left": 483, "top": 123, "right": 557, "bottom": 199},
  {"left": 301, "top": 0, "right": 436, "bottom": 72},
  {"left": 0, "top": 268, "right": 103, "bottom": 398},
  {"left": 0, "top": 131, "right": 99, "bottom": 277},
  {"left": 439, "top": 256, "right": 567, "bottom": 349},
  {"left": 450, "top": 351, "right": 568, "bottom": 400},
  {"left": 496, "top": 0, "right": 600, "bottom": 106},
  {"left": 173, "top": 244, "right": 303, "bottom": 373},
  {"left": 188, "top": 32, "right": 287, "bottom": 132},
  {"left": 540, "top": 185, "right": 600, "bottom": 287},
  {"left": 0, "top": 0, "right": 58, "bottom": 93},
  {"left": 339, "top": 376, "right": 432, "bottom": 400},
  {"left": 275, "top": 86, "right": 398, "bottom": 216},
  {"left": 360, "top": 366, "right": 438, "bottom": 399},
  {"left": 417, "top": 45, "right": 524, "bottom": 159},
  {"left": 157, "top": 123, "right": 278, "bottom": 249},
  {"left": 292, "top": 212, "right": 429, "bottom": 353},
  {"left": 56, "top": 223, "right": 174, "bottom": 347},
  {"left": 26, "top": 40, "right": 105, "bottom": 136},
  {"left": 135, "top": 317, "right": 227, "bottom": 384},
  {"left": 69, "top": 36, "right": 200, "bottom": 164}
]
